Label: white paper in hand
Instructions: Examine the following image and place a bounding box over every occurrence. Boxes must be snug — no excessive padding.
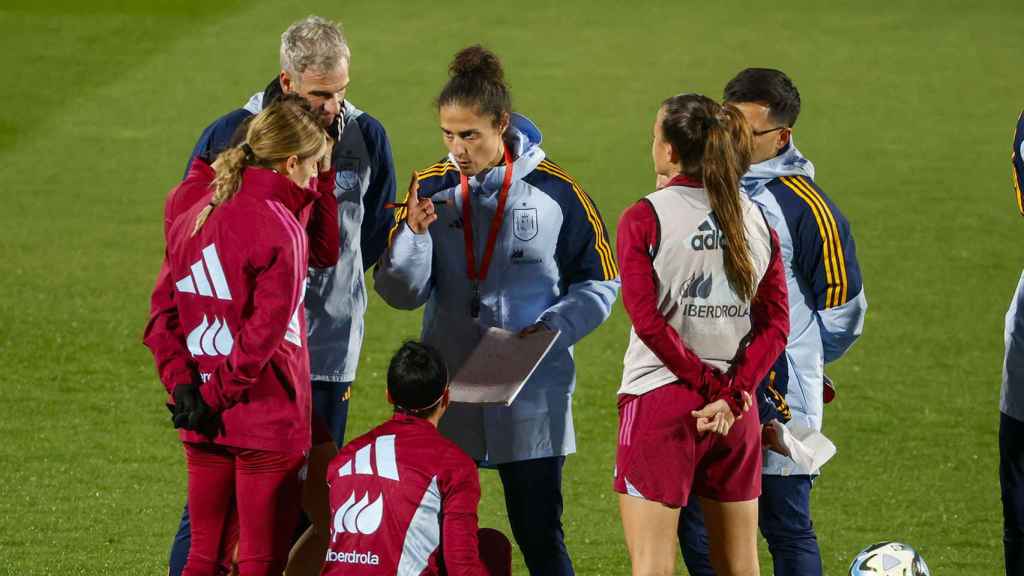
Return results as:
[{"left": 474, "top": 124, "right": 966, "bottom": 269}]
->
[
  {"left": 449, "top": 326, "right": 560, "bottom": 406},
  {"left": 774, "top": 420, "right": 837, "bottom": 473}
]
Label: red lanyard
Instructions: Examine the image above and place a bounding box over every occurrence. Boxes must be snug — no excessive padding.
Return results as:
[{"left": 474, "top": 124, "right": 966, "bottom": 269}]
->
[{"left": 460, "top": 143, "right": 514, "bottom": 292}]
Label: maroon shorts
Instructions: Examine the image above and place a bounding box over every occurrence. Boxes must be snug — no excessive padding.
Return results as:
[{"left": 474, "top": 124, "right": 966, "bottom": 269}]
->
[{"left": 613, "top": 383, "right": 761, "bottom": 508}]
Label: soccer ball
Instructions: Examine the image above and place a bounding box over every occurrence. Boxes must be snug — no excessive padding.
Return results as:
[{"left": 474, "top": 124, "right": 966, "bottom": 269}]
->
[{"left": 848, "top": 541, "right": 930, "bottom": 575}]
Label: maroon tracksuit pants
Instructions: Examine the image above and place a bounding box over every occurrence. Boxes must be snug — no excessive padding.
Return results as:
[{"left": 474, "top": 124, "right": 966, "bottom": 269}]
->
[{"left": 183, "top": 442, "right": 304, "bottom": 576}]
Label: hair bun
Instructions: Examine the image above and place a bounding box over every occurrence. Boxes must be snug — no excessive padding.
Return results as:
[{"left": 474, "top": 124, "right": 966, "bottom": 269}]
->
[{"left": 449, "top": 44, "right": 504, "bottom": 83}]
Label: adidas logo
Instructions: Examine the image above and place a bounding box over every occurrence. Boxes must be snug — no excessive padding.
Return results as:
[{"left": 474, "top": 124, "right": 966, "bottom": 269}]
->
[
  {"left": 176, "top": 244, "right": 233, "bottom": 300},
  {"left": 186, "top": 315, "right": 233, "bottom": 357},
  {"left": 337, "top": 434, "right": 399, "bottom": 480},
  {"left": 690, "top": 217, "right": 727, "bottom": 251},
  {"left": 511, "top": 249, "right": 524, "bottom": 259},
  {"left": 680, "top": 272, "right": 713, "bottom": 299},
  {"left": 331, "top": 434, "right": 399, "bottom": 539}
]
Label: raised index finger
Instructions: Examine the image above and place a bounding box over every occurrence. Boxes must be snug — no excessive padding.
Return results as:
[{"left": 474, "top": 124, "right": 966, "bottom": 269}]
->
[{"left": 407, "top": 171, "right": 420, "bottom": 205}]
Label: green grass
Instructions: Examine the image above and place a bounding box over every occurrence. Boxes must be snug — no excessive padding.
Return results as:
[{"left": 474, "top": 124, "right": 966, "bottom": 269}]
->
[{"left": 1, "top": 0, "right": 1021, "bottom": 573}]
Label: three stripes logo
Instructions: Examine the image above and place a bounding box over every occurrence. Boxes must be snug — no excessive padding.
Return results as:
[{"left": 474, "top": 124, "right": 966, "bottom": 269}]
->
[
  {"left": 680, "top": 272, "right": 713, "bottom": 299},
  {"left": 331, "top": 434, "right": 399, "bottom": 539},
  {"left": 175, "top": 244, "right": 233, "bottom": 300},
  {"left": 176, "top": 243, "right": 235, "bottom": 358}
]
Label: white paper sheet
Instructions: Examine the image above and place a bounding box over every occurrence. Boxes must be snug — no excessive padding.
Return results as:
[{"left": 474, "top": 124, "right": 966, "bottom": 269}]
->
[
  {"left": 771, "top": 420, "right": 837, "bottom": 473},
  {"left": 449, "top": 327, "right": 560, "bottom": 406}
]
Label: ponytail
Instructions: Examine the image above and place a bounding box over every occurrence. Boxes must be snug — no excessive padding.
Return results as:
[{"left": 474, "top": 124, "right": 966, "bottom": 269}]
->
[
  {"left": 191, "top": 94, "right": 327, "bottom": 237},
  {"left": 192, "top": 146, "right": 248, "bottom": 237},
  {"left": 703, "top": 104, "right": 756, "bottom": 301},
  {"left": 660, "top": 95, "right": 756, "bottom": 301}
]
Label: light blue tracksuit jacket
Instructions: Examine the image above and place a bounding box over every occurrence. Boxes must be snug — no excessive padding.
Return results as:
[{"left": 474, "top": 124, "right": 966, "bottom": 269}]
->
[
  {"left": 1003, "top": 111, "right": 1024, "bottom": 422},
  {"left": 374, "top": 114, "right": 620, "bottom": 465},
  {"left": 741, "top": 141, "right": 867, "bottom": 476}
]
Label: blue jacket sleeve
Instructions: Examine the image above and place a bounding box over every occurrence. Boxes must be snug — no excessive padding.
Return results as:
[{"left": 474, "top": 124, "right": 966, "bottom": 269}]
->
[
  {"left": 1013, "top": 110, "right": 1024, "bottom": 217},
  {"left": 357, "top": 114, "right": 396, "bottom": 271},
  {"left": 529, "top": 165, "right": 620, "bottom": 349},
  {"left": 184, "top": 108, "right": 252, "bottom": 179},
  {"left": 769, "top": 175, "right": 866, "bottom": 362}
]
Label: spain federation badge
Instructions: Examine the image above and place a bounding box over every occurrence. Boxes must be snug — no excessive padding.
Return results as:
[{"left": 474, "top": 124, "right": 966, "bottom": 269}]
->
[{"left": 513, "top": 207, "right": 538, "bottom": 241}]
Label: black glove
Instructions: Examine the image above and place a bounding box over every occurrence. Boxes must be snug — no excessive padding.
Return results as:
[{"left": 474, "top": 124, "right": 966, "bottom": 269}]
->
[{"left": 170, "top": 383, "right": 217, "bottom": 436}]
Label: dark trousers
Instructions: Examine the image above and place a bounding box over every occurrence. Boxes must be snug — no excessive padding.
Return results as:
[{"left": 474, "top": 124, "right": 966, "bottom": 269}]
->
[
  {"left": 1002, "top": 412, "right": 1024, "bottom": 575},
  {"left": 310, "top": 379, "right": 352, "bottom": 448},
  {"left": 678, "top": 475, "right": 822, "bottom": 576},
  {"left": 677, "top": 498, "right": 715, "bottom": 576},
  {"left": 168, "top": 380, "right": 352, "bottom": 575},
  {"left": 496, "top": 456, "right": 574, "bottom": 576}
]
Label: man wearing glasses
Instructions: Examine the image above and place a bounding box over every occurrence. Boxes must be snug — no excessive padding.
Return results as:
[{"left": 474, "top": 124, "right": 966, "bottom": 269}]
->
[{"left": 677, "top": 68, "right": 867, "bottom": 576}]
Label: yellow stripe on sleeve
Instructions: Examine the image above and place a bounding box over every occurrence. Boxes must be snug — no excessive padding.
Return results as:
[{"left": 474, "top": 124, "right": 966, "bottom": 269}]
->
[
  {"left": 790, "top": 176, "right": 848, "bottom": 306},
  {"left": 1013, "top": 137, "right": 1024, "bottom": 216},
  {"left": 388, "top": 163, "right": 455, "bottom": 245},
  {"left": 1014, "top": 163, "right": 1023, "bottom": 217},
  {"left": 534, "top": 161, "right": 618, "bottom": 279},
  {"left": 780, "top": 176, "right": 844, "bottom": 307},
  {"left": 386, "top": 177, "right": 413, "bottom": 246},
  {"left": 416, "top": 161, "right": 455, "bottom": 181},
  {"left": 1016, "top": 111, "right": 1024, "bottom": 217}
]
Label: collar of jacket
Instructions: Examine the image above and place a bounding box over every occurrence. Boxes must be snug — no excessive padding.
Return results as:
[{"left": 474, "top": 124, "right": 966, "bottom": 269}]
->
[
  {"left": 240, "top": 166, "right": 320, "bottom": 215},
  {"left": 741, "top": 139, "right": 816, "bottom": 197},
  {"left": 663, "top": 173, "right": 703, "bottom": 188},
  {"left": 261, "top": 77, "right": 283, "bottom": 106},
  {"left": 390, "top": 412, "right": 439, "bottom": 430},
  {"left": 186, "top": 156, "right": 216, "bottom": 183}
]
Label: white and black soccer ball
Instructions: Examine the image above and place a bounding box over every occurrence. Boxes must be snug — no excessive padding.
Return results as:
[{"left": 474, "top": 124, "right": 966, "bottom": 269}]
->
[{"left": 848, "top": 541, "right": 930, "bottom": 576}]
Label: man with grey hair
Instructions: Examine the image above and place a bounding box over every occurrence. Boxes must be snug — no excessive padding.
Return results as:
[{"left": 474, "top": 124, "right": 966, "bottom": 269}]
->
[{"left": 170, "top": 14, "right": 395, "bottom": 576}]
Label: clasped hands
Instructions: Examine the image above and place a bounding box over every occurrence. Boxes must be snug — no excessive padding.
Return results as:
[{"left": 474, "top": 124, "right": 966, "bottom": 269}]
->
[
  {"left": 168, "top": 383, "right": 219, "bottom": 438},
  {"left": 692, "top": 390, "right": 753, "bottom": 437}
]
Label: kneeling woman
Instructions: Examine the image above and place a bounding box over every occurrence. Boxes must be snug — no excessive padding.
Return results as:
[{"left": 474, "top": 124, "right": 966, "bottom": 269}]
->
[
  {"left": 145, "top": 98, "right": 328, "bottom": 576},
  {"left": 615, "top": 94, "right": 789, "bottom": 576}
]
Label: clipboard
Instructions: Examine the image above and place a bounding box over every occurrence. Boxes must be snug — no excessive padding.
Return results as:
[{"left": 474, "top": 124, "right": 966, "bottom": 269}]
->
[{"left": 449, "top": 326, "right": 560, "bottom": 406}]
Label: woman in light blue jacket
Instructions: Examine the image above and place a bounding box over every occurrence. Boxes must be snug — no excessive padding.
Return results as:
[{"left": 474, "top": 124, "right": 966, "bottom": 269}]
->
[{"left": 374, "top": 45, "right": 619, "bottom": 576}]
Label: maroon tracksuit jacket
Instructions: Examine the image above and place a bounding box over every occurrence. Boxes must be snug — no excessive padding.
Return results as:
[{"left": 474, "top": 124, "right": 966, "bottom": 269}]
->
[
  {"left": 144, "top": 167, "right": 333, "bottom": 452},
  {"left": 323, "top": 414, "right": 488, "bottom": 575}
]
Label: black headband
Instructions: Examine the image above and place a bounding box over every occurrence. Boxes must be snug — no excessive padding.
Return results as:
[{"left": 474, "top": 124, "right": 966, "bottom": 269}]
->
[{"left": 240, "top": 142, "right": 256, "bottom": 162}]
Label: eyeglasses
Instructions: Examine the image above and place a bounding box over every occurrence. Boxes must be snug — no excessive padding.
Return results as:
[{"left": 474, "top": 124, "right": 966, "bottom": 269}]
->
[{"left": 752, "top": 126, "right": 787, "bottom": 137}]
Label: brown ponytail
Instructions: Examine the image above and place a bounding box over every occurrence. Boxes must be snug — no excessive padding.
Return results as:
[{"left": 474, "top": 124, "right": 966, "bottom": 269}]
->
[
  {"left": 660, "top": 94, "right": 756, "bottom": 301},
  {"left": 192, "top": 94, "right": 327, "bottom": 236},
  {"left": 703, "top": 104, "right": 755, "bottom": 301}
]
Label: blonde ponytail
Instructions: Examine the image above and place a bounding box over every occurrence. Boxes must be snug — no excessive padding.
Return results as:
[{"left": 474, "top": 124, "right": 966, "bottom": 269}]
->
[
  {"left": 190, "top": 94, "right": 327, "bottom": 237},
  {"left": 192, "top": 146, "right": 248, "bottom": 236}
]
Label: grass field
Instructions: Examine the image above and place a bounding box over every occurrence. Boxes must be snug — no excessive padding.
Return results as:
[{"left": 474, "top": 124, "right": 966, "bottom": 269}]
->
[{"left": 1, "top": 0, "right": 1022, "bottom": 573}]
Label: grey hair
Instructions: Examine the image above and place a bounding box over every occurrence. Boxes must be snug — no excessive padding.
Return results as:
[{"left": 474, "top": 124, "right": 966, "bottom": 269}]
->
[{"left": 279, "top": 15, "right": 350, "bottom": 79}]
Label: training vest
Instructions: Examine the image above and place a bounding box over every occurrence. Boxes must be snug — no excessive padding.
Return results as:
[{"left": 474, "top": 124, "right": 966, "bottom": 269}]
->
[{"left": 620, "top": 185, "right": 773, "bottom": 396}]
